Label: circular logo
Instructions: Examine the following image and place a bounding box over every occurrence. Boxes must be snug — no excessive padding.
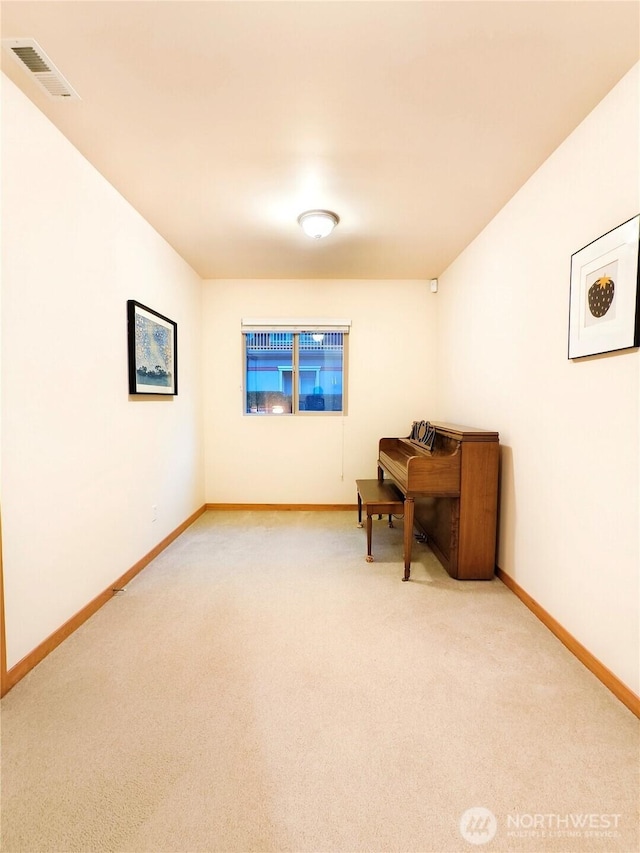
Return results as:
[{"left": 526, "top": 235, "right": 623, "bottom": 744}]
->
[{"left": 459, "top": 807, "right": 498, "bottom": 845}]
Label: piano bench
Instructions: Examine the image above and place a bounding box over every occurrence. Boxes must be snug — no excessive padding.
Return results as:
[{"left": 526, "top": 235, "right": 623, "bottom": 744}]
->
[{"left": 355, "top": 479, "right": 404, "bottom": 563}]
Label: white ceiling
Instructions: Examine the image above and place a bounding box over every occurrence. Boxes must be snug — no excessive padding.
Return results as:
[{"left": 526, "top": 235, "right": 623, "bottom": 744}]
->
[{"left": 2, "top": 1, "right": 639, "bottom": 280}]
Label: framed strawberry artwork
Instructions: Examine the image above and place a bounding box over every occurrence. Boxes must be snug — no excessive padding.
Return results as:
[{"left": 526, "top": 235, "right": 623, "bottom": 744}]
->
[{"left": 568, "top": 214, "right": 640, "bottom": 358}]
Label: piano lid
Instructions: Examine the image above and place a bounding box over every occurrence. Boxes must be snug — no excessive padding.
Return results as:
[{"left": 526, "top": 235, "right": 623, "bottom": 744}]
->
[{"left": 427, "top": 422, "right": 499, "bottom": 442}]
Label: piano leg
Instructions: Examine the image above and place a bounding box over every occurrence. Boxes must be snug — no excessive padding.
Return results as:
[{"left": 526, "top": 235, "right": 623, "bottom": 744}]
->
[{"left": 402, "top": 498, "right": 414, "bottom": 581}]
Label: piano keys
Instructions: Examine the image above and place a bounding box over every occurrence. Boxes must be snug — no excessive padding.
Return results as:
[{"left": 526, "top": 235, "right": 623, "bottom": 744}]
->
[{"left": 378, "top": 422, "right": 499, "bottom": 581}]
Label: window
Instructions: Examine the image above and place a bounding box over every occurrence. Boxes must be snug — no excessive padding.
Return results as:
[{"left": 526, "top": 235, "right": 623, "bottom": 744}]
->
[{"left": 242, "top": 319, "right": 350, "bottom": 415}]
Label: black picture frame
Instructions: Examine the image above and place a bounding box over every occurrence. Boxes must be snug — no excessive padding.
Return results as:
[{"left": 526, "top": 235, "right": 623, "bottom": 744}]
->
[
  {"left": 568, "top": 214, "right": 640, "bottom": 359},
  {"left": 127, "top": 300, "right": 178, "bottom": 395}
]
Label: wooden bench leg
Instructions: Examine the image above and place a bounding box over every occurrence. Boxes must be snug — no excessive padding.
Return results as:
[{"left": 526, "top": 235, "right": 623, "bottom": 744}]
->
[
  {"left": 366, "top": 513, "right": 373, "bottom": 562},
  {"left": 402, "top": 497, "right": 414, "bottom": 581},
  {"left": 357, "top": 491, "right": 363, "bottom": 527}
]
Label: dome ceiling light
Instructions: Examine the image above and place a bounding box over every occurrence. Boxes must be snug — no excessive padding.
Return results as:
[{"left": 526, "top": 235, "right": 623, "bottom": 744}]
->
[{"left": 297, "top": 209, "right": 339, "bottom": 239}]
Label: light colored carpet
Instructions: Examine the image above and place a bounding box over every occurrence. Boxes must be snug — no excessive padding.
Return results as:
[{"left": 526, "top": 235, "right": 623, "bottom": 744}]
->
[{"left": 1, "top": 510, "right": 638, "bottom": 853}]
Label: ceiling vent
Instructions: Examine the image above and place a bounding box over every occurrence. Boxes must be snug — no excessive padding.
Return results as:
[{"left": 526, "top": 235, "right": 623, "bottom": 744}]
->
[{"left": 2, "top": 38, "right": 80, "bottom": 100}]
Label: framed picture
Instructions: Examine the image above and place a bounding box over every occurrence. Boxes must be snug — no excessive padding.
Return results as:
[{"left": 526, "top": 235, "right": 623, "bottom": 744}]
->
[
  {"left": 127, "top": 300, "right": 178, "bottom": 395},
  {"left": 568, "top": 214, "right": 640, "bottom": 359}
]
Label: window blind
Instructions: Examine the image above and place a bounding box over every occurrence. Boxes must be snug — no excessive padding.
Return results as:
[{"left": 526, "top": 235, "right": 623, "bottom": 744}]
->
[{"left": 241, "top": 318, "right": 351, "bottom": 333}]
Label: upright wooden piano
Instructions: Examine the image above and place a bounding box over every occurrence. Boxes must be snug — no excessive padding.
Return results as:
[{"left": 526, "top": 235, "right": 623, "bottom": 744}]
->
[{"left": 378, "top": 422, "right": 499, "bottom": 581}]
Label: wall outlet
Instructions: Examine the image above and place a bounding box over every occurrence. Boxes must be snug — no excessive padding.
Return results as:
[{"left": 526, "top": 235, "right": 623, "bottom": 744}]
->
[{"left": 152, "top": 504, "right": 157, "bottom": 522}]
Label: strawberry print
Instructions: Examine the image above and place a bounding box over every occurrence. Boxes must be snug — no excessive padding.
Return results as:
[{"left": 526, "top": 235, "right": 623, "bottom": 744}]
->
[{"left": 588, "top": 276, "right": 614, "bottom": 318}]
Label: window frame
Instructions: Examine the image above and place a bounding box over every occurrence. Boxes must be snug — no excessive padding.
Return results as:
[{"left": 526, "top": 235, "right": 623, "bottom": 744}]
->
[{"left": 241, "top": 318, "right": 350, "bottom": 416}]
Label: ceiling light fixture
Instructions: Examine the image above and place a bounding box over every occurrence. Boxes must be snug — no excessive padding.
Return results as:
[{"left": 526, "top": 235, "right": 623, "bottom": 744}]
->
[{"left": 297, "top": 209, "right": 339, "bottom": 239}]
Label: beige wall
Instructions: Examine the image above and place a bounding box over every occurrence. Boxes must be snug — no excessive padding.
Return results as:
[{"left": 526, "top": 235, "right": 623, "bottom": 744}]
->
[
  {"left": 437, "top": 64, "right": 640, "bottom": 694},
  {"left": 202, "top": 279, "right": 438, "bottom": 504},
  {"left": 1, "top": 76, "right": 205, "bottom": 668}
]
